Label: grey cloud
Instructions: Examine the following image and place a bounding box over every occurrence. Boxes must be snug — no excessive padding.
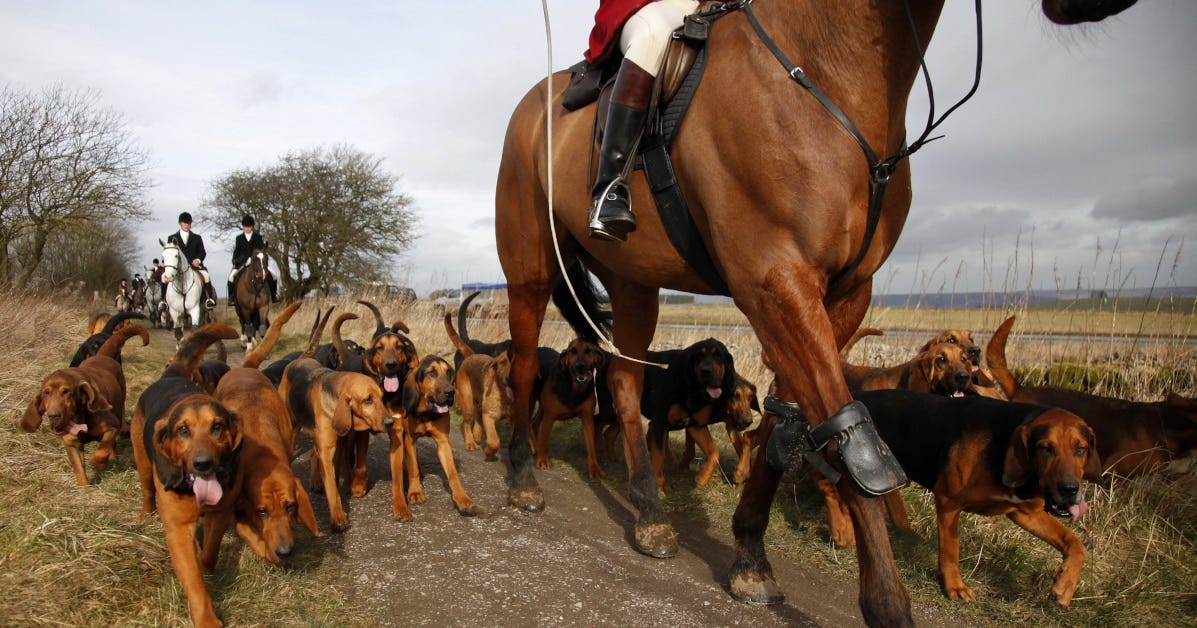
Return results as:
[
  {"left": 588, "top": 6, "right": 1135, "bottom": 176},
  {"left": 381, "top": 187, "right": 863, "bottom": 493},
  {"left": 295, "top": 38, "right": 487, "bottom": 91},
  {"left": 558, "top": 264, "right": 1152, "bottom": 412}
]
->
[{"left": 1091, "top": 176, "right": 1197, "bottom": 222}]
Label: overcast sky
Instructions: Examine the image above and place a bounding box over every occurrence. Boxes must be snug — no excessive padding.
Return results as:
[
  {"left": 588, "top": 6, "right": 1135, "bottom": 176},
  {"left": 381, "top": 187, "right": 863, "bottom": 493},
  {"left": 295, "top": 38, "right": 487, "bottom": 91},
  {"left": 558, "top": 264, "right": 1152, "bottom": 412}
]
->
[{"left": 2, "top": 1, "right": 1193, "bottom": 297}]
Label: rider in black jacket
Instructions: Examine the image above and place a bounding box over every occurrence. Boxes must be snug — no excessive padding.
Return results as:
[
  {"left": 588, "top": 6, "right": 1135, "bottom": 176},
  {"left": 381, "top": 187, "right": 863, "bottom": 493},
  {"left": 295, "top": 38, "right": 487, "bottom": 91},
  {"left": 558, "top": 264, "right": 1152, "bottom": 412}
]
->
[
  {"left": 228, "top": 214, "right": 278, "bottom": 303},
  {"left": 167, "top": 212, "right": 218, "bottom": 309}
]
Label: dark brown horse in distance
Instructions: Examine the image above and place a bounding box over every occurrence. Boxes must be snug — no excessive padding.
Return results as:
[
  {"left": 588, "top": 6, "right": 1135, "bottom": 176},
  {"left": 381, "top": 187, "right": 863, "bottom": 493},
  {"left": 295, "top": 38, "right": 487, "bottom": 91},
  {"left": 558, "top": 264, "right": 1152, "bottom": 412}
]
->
[
  {"left": 233, "top": 250, "right": 272, "bottom": 350},
  {"left": 494, "top": 1, "right": 1138, "bottom": 625}
]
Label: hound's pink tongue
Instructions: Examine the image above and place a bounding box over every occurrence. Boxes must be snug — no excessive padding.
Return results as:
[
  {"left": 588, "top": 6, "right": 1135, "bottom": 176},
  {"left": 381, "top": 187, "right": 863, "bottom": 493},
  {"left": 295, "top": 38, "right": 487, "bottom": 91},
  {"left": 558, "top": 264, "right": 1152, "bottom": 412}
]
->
[
  {"left": 434, "top": 403, "right": 450, "bottom": 413},
  {"left": 1069, "top": 498, "right": 1089, "bottom": 520},
  {"left": 67, "top": 423, "right": 88, "bottom": 435},
  {"left": 383, "top": 376, "right": 400, "bottom": 393},
  {"left": 192, "top": 476, "right": 223, "bottom": 506},
  {"left": 707, "top": 387, "right": 722, "bottom": 400}
]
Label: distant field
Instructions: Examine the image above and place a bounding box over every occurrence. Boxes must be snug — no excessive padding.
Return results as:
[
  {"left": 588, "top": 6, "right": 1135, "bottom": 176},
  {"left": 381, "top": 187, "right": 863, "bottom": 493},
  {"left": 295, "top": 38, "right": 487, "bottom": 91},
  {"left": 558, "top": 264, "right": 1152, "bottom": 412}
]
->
[{"left": 646, "top": 302, "right": 1197, "bottom": 340}]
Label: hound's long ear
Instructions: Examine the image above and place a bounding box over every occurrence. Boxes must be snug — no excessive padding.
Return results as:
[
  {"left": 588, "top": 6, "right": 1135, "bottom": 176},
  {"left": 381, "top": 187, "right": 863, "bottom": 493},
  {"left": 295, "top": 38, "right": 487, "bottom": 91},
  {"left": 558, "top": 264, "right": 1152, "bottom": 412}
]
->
[
  {"left": 331, "top": 395, "right": 353, "bottom": 437},
  {"left": 20, "top": 392, "right": 45, "bottom": 432},
  {"left": 1001, "top": 423, "right": 1033, "bottom": 488},
  {"left": 908, "top": 352, "right": 933, "bottom": 391},
  {"left": 402, "top": 371, "right": 423, "bottom": 417},
  {"left": 293, "top": 479, "right": 323, "bottom": 537},
  {"left": 1082, "top": 424, "right": 1105, "bottom": 483},
  {"left": 153, "top": 418, "right": 188, "bottom": 491},
  {"left": 79, "top": 381, "right": 113, "bottom": 414},
  {"left": 749, "top": 384, "right": 762, "bottom": 413}
]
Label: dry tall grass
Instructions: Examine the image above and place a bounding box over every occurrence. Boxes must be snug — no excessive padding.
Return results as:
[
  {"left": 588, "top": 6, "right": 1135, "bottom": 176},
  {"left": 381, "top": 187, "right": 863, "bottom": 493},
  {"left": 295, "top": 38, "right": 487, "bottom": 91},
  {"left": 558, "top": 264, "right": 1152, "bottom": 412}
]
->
[{"left": 1, "top": 292, "right": 1193, "bottom": 626}]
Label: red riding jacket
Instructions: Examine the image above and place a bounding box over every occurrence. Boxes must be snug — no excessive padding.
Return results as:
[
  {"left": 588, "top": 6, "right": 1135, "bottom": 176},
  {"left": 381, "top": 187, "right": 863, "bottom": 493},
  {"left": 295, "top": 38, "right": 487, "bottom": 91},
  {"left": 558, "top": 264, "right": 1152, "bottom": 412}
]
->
[{"left": 585, "top": 0, "right": 653, "bottom": 63}]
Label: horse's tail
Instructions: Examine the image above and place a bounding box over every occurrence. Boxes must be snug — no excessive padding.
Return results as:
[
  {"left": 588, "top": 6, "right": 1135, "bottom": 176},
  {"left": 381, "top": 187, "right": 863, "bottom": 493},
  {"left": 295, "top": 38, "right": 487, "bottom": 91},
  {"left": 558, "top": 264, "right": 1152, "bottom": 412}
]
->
[
  {"left": 99, "top": 310, "right": 147, "bottom": 335},
  {"left": 243, "top": 301, "right": 303, "bottom": 369},
  {"left": 984, "top": 316, "right": 1020, "bottom": 399},
  {"left": 331, "top": 312, "right": 359, "bottom": 363},
  {"left": 551, "top": 261, "right": 612, "bottom": 345},
  {"left": 457, "top": 291, "right": 482, "bottom": 345},
  {"left": 840, "top": 327, "right": 883, "bottom": 358},
  {"left": 96, "top": 324, "right": 150, "bottom": 358},
  {"left": 444, "top": 312, "right": 473, "bottom": 357},
  {"left": 300, "top": 306, "right": 335, "bottom": 359},
  {"left": 163, "top": 324, "right": 239, "bottom": 379},
  {"left": 356, "top": 300, "right": 388, "bottom": 338}
]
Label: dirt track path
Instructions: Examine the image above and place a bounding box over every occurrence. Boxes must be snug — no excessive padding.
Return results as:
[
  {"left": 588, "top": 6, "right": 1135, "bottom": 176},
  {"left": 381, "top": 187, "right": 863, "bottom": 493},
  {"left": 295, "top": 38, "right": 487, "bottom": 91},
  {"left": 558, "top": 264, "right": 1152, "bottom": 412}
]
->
[
  {"left": 191, "top": 327, "right": 954, "bottom": 627},
  {"left": 289, "top": 429, "right": 957, "bottom": 627}
]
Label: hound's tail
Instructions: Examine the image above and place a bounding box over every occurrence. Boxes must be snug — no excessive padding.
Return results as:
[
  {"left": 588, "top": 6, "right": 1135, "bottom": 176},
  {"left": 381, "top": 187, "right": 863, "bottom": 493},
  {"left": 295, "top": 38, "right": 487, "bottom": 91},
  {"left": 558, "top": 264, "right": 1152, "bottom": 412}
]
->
[
  {"left": 457, "top": 291, "right": 482, "bottom": 345},
  {"left": 164, "top": 324, "right": 240, "bottom": 379},
  {"left": 96, "top": 324, "right": 150, "bottom": 358},
  {"left": 984, "top": 316, "right": 1020, "bottom": 398},
  {"left": 242, "top": 301, "right": 304, "bottom": 369},
  {"left": 99, "top": 310, "right": 147, "bottom": 335},
  {"left": 331, "top": 312, "right": 359, "bottom": 365},
  {"left": 444, "top": 312, "right": 473, "bottom": 357},
  {"left": 840, "top": 327, "right": 883, "bottom": 359},
  {"left": 300, "top": 307, "right": 335, "bottom": 359}
]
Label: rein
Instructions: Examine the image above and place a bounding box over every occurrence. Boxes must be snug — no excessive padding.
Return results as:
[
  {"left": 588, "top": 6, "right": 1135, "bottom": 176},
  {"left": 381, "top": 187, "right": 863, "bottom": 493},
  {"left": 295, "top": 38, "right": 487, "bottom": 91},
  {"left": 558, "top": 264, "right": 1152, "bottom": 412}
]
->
[{"left": 740, "top": 0, "right": 984, "bottom": 295}]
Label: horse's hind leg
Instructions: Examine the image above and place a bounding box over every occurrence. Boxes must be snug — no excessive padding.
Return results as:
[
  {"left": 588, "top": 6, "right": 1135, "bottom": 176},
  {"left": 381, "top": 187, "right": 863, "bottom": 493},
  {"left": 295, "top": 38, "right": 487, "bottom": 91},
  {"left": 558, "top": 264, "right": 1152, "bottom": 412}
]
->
[
  {"left": 602, "top": 279, "right": 679, "bottom": 558},
  {"left": 503, "top": 281, "right": 553, "bottom": 511}
]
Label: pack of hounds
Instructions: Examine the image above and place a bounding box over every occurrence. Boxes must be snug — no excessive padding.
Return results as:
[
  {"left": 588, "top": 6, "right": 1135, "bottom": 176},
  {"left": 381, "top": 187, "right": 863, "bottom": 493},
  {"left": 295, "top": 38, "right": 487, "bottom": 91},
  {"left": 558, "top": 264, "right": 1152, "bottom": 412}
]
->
[{"left": 19, "top": 297, "right": 1197, "bottom": 625}]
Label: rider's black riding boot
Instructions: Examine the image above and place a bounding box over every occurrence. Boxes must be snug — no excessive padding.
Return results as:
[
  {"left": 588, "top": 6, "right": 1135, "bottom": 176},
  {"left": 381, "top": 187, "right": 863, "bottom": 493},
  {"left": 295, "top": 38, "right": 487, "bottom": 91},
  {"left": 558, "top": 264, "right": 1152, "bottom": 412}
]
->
[
  {"left": 267, "top": 274, "right": 278, "bottom": 301},
  {"left": 226, "top": 281, "right": 235, "bottom": 307},
  {"left": 588, "top": 59, "right": 654, "bottom": 243},
  {"left": 204, "top": 283, "right": 217, "bottom": 310}
]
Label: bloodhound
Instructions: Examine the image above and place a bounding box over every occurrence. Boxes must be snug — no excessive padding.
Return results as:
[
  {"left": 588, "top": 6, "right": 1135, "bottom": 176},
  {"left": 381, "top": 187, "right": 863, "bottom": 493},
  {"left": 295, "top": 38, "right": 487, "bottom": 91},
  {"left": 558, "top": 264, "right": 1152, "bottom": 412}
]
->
[
  {"left": 853, "top": 390, "right": 1103, "bottom": 606},
  {"left": 389, "top": 354, "right": 478, "bottom": 520},
  {"left": 677, "top": 374, "right": 761, "bottom": 486},
  {"left": 446, "top": 312, "right": 514, "bottom": 458},
  {"left": 279, "top": 307, "right": 388, "bottom": 532},
  {"left": 850, "top": 341, "right": 975, "bottom": 397},
  {"left": 214, "top": 302, "right": 321, "bottom": 566},
  {"left": 642, "top": 338, "right": 737, "bottom": 494},
  {"left": 69, "top": 310, "right": 147, "bottom": 367},
  {"left": 454, "top": 352, "right": 495, "bottom": 453},
  {"left": 129, "top": 323, "right": 242, "bottom": 628},
  {"left": 532, "top": 338, "right": 607, "bottom": 479},
  {"left": 21, "top": 324, "right": 148, "bottom": 485},
  {"left": 988, "top": 316, "right": 1197, "bottom": 477},
  {"left": 920, "top": 328, "right": 1003, "bottom": 398}
]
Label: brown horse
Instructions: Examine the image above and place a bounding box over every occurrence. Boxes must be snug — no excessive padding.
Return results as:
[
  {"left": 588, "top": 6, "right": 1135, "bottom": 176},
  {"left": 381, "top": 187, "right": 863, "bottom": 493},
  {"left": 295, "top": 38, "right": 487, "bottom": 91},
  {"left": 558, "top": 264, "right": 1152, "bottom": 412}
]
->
[
  {"left": 233, "top": 250, "right": 272, "bottom": 350},
  {"left": 494, "top": 1, "right": 1137, "bottom": 625}
]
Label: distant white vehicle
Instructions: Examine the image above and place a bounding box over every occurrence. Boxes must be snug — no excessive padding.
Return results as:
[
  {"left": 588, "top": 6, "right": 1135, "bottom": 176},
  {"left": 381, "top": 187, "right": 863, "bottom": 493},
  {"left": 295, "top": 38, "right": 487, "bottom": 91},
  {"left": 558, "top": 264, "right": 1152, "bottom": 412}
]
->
[{"left": 433, "top": 283, "right": 508, "bottom": 317}]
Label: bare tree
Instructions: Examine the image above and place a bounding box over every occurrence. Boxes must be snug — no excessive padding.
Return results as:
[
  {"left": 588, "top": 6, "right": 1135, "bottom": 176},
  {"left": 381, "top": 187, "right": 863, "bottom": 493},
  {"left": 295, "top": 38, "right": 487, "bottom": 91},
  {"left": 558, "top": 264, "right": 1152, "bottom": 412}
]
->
[
  {"left": 203, "top": 144, "right": 419, "bottom": 300},
  {"left": 31, "top": 220, "right": 140, "bottom": 293}
]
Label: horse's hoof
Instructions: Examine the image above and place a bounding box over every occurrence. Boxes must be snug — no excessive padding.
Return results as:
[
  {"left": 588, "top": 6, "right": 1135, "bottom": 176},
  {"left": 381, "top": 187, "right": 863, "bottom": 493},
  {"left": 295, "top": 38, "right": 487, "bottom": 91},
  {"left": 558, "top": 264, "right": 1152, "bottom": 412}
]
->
[
  {"left": 634, "top": 521, "right": 679, "bottom": 558},
  {"left": 508, "top": 486, "right": 544, "bottom": 512},
  {"left": 728, "top": 569, "right": 785, "bottom": 605}
]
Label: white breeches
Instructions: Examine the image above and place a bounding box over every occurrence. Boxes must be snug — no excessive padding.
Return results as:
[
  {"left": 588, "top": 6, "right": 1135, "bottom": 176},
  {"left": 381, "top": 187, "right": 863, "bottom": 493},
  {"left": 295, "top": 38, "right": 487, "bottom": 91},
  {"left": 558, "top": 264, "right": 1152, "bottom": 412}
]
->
[{"left": 619, "top": 0, "right": 700, "bottom": 77}]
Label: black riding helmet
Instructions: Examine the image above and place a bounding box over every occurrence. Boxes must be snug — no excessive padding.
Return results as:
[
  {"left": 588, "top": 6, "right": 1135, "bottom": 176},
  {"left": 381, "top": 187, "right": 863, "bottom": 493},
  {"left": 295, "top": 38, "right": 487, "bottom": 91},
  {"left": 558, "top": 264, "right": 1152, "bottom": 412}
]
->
[
  {"left": 178, "top": 211, "right": 193, "bottom": 224},
  {"left": 242, "top": 214, "right": 255, "bottom": 227}
]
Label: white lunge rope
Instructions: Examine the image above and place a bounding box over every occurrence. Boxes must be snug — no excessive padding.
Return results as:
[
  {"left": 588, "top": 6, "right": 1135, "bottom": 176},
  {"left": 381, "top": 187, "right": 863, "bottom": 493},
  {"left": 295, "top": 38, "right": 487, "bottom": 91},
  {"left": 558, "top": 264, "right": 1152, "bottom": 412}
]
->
[{"left": 539, "top": 0, "right": 666, "bottom": 369}]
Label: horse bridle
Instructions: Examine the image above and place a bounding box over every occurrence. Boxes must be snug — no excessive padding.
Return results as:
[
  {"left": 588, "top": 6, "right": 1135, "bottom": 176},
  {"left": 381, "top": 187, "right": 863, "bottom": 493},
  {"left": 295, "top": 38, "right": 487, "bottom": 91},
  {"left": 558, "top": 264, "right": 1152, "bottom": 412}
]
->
[
  {"left": 160, "top": 244, "right": 197, "bottom": 296},
  {"left": 722, "top": 0, "right": 985, "bottom": 295}
]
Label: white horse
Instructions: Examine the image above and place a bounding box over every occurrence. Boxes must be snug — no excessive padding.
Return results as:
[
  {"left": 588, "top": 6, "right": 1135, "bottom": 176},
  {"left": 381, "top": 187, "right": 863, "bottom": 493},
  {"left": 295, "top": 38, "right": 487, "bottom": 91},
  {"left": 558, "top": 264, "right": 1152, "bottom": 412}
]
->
[
  {"left": 158, "top": 239, "right": 206, "bottom": 345},
  {"left": 144, "top": 266, "right": 170, "bottom": 328}
]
